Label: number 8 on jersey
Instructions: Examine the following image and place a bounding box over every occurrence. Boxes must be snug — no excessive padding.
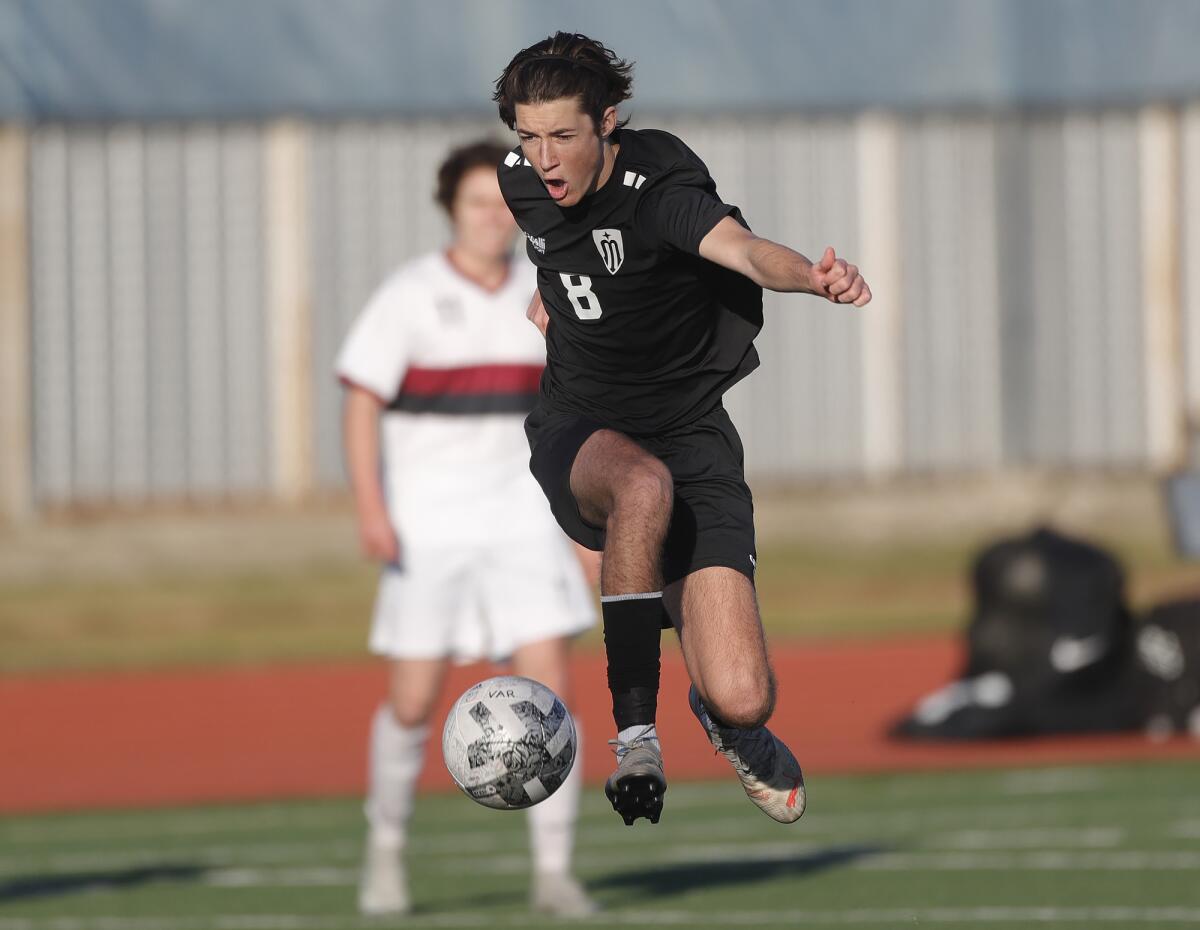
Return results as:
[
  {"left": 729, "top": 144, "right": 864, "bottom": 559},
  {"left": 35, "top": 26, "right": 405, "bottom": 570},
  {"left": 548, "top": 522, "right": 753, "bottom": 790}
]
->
[{"left": 560, "top": 273, "right": 603, "bottom": 320}]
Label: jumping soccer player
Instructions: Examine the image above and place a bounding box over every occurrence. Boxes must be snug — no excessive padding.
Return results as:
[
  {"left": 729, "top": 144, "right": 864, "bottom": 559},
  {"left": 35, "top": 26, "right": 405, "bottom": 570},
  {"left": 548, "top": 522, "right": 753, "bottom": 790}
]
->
[
  {"left": 494, "top": 34, "right": 871, "bottom": 826},
  {"left": 337, "top": 140, "right": 598, "bottom": 915}
]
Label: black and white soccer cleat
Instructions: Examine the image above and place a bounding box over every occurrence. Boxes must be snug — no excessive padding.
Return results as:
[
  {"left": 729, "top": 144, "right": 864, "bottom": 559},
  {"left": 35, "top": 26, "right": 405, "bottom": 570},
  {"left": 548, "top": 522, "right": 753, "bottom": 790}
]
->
[
  {"left": 688, "top": 684, "right": 805, "bottom": 823},
  {"left": 604, "top": 727, "right": 667, "bottom": 825}
]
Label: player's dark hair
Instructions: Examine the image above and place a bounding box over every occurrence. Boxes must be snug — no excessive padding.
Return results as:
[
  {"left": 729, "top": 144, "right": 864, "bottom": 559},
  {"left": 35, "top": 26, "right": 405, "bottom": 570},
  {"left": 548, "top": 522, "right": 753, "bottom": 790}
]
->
[
  {"left": 493, "top": 32, "right": 634, "bottom": 134},
  {"left": 435, "top": 139, "right": 513, "bottom": 214}
]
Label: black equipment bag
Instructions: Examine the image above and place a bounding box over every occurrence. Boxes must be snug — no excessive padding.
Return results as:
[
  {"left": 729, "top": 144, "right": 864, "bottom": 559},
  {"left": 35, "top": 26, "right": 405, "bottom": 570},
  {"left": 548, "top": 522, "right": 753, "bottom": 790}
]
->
[
  {"left": 892, "top": 526, "right": 1147, "bottom": 740},
  {"left": 1137, "top": 598, "right": 1200, "bottom": 736}
]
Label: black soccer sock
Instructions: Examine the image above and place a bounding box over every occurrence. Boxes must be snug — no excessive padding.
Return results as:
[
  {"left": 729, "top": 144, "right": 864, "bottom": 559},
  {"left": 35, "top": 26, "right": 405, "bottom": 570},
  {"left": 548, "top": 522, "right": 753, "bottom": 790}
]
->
[{"left": 601, "top": 593, "right": 663, "bottom": 731}]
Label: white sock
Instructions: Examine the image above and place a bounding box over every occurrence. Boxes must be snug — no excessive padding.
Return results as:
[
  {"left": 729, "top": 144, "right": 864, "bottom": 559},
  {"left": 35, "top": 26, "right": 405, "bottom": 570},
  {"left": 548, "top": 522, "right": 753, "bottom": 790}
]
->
[
  {"left": 527, "top": 723, "right": 582, "bottom": 876},
  {"left": 364, "top": 704, "right": 427, "bottom": 850},
  {"left": 617, "top": 723, "right": 660, "bottom": 750}
]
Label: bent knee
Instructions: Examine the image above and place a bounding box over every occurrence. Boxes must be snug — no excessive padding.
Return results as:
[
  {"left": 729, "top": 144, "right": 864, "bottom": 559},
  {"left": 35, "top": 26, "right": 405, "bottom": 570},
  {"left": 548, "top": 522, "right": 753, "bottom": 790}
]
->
[
  {"left": 613, "top": 457, "right": 673, "bottom": 517},
  {"left": 386, "top": 697, "right": 435, "bottom": 730},
  {"left": 706, "top": 683, "right": 775, "bottom": 731}
]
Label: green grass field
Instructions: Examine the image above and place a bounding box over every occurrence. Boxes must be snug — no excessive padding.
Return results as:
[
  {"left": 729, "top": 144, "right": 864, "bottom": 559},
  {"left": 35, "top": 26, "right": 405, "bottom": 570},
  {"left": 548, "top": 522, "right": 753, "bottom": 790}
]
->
[{"left": 2, "top": 760, "right": 1199, "bottom": 928}]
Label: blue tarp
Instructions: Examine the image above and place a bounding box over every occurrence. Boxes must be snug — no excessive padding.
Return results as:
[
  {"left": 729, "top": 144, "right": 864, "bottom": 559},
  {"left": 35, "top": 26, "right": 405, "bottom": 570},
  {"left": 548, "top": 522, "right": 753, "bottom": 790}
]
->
[{"left": 2, "top": 0, "right": 1199, "bottom": 120}]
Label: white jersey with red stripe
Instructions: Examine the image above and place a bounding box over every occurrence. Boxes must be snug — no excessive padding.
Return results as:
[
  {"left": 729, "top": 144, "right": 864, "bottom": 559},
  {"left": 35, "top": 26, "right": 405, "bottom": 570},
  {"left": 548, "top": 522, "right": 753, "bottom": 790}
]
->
[{"left": 336, "top": 250, "right": 558, "bottom": 546}]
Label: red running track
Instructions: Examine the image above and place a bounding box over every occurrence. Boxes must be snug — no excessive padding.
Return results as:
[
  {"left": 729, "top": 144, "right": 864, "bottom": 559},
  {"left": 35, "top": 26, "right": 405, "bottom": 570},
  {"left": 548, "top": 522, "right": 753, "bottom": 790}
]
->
[{"left": 3, "top": 636, "right": 1198, "bottom": 813}]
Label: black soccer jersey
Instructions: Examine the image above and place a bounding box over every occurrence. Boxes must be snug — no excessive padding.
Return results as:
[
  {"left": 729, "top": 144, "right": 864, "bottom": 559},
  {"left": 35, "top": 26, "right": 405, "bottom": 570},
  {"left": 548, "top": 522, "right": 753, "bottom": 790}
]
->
[{"left": 498, "top": 128, "right": 763, "bottom": 436}]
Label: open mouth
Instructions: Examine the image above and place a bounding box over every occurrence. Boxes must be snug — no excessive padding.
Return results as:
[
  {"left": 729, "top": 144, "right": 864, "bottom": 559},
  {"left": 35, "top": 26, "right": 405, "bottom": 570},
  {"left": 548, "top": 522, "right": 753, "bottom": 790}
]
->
[{"left": 544, "top": 178, "right": 568, "bottom": 201}]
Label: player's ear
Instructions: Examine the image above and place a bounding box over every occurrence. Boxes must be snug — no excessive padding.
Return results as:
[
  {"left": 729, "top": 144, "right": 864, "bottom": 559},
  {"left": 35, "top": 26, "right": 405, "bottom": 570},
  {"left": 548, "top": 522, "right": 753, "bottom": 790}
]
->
[{"left": 599, "top": 106, "right": 618, "bottom": 140}]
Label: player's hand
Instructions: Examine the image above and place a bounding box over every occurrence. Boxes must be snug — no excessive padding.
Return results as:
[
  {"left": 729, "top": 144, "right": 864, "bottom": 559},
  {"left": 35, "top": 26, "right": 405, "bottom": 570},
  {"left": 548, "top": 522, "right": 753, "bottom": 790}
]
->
[
  {"left": 358, "top": 508, "right": 400, "bottom": 564},
  {"left": 809, "top": 247, "right": 872, "bottom": 307},
  {"left": 526, "top": 290, "right": 550, "bottom": 338}
]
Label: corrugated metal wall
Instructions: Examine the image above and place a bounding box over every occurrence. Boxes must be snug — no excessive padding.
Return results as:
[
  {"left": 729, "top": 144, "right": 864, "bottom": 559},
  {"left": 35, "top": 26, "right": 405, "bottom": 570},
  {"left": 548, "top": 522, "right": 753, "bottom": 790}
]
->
[
  {"left": 29, "top": 124, "right": 271, "bottom": 506},
  {"left": 23, "top": 108, "right": 1183, "bottom": 506},
  {"left": 899, "top": 117, "right": 1003, "bottom": 472},
  {"left": 992, "top": 112, "right": 1146, "bottom": 468},
  {"left": 668, "top": 117, "right": 867, "bottom": 478}
]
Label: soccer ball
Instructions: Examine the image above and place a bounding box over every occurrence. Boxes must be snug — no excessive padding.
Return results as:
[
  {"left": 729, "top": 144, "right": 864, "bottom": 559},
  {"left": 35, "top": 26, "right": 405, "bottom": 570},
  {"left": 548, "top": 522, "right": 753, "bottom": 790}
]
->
[{"left": 442, "top": 675, "right": 577, "bottom": 810}]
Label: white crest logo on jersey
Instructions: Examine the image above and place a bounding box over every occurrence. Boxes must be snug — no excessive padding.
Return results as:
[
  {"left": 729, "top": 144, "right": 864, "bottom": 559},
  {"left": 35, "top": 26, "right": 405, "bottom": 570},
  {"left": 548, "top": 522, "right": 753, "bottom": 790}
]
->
[{"left": 592, "top": 229, "right": 625, "bottom": 275}]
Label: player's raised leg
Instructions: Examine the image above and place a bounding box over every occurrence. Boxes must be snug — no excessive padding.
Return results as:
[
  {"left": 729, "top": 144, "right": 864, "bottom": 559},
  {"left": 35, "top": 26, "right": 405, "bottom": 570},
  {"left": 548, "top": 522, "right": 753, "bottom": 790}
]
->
[
  {"left": 512, "top": 636, "right": 597, "bottom": 916},
  {"left": 570, "top": 428, "right": 671, "bottom": 824},
  {"left": 360, "top": 658, "right": 448, "bottom": 914},
  {"left": 665, "top": 566, "right": 806, "bottom": 823}
]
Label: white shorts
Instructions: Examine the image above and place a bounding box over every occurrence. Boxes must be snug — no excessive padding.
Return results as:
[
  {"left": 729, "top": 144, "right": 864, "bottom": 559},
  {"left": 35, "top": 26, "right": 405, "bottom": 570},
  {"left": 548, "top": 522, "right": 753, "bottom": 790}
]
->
[{"left": 368, "top": 534, "right": 596, "bottom": 662}]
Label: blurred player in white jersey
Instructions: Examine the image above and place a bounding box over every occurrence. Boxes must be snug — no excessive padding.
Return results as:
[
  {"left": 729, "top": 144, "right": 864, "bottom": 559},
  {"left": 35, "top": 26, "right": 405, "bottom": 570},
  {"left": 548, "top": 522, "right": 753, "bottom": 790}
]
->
[{"left": 336, "top": 140, "right": 598, "bottom": 918}]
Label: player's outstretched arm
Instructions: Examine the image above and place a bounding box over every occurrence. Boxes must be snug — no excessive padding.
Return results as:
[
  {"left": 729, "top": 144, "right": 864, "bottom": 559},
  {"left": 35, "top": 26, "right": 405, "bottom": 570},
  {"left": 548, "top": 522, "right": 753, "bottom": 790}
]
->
[{"left": 698, "top": 216, "right": 872, "bottom": 307}]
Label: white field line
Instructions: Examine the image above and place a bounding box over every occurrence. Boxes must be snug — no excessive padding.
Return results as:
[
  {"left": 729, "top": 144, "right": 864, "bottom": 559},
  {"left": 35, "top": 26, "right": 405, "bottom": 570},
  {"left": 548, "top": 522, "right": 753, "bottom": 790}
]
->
[
  {"left": 38, "top": 844, "right": 1200, "bottom": 891},
  {"left": 1167, "top": 819, "right": 1200, "bottom": 838},
  {"left": 0, "top": 841, "right": 364, "bottom": 876},
  {"left": 0, "top": 818, "right": 1178, "bottom": 878},
  {"left": 206, "top": 867, "right": 357, "bottom": 887},
  {"left": 0, "top": 822, "right": 1150, "bottom": 878},
  {"left": 6, "top": 782, "right": 1196, "bottom": 853},
  {"left": 0, "top": 766, "right": 1158, "bottom": 847},
  {"left": 0, "top": 783, "right": 749, "bottom": 845},
  {"left": 204, "top": 847, "right": 1200, "bottom": 882},
  {"left": 858, "top": 850, "right": 1200, "bottom": 871},
  {"left": 4, "top": 814, "right": 750, "bottom": 864},
  {"left": 930, "top": 827, "right": 1124, "bottom": 849},
  {"left": 868, "top": 766, "right": 1112, "bottom": 802},
  {"left": 639, "top": 845, "right": 1200, "bottom": 873},
  {"left": 0, "top": 806, "right": 359, "bottom": 845},
  {"left": 998, "top": 768, "right": 1109, "bottom": 795},
  {"left": 5, "top": 907, "right": 1200, "bottom": 929},
  {"left": 805, "top": 794, "right": 1200, "bottom": 833},
  {"left": 5, "top": 758, "right": 1194, "bottom": 846},
  {"left": 7, "top": 789, "right": 1195, "bottom": 868},
  {"left": 0, "top": 824, "right": 818, "bottom": 876},
  {"left": 198, "top": 844, "right": 839, "bottom": 883}
]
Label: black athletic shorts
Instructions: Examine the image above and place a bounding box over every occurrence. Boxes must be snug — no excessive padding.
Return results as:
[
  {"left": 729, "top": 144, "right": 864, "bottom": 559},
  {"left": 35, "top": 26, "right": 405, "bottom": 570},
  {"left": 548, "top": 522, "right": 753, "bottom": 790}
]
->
[{"left": 524, "top": 403, "right": 756, "bottom": 586}]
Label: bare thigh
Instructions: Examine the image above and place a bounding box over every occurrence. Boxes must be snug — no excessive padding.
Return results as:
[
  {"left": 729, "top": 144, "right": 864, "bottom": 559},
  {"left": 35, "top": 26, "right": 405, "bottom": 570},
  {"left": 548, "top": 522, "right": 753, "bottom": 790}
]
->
[
  {"left": 386, "top": 658, "right": 449, "bottom": 729},
  {"left": 510, "top": 635, "right": 573, "bottom": 706},
  {"left": 569, "top": 429, "right": 673, "bottom": 595},
  {"left": 664, "top": 566, "right": 775, "bottom": 730}
]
